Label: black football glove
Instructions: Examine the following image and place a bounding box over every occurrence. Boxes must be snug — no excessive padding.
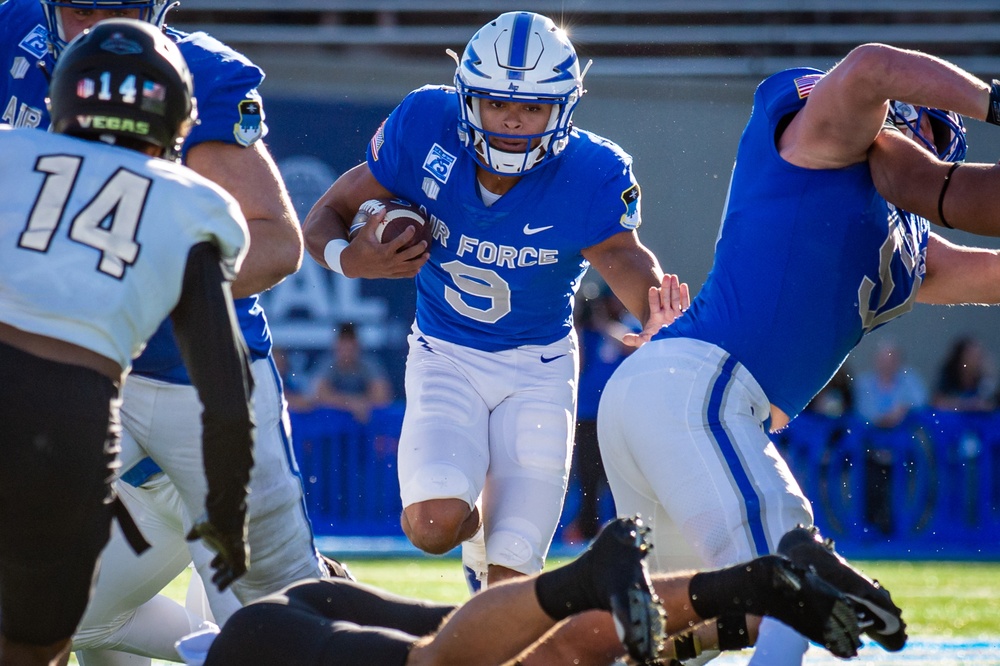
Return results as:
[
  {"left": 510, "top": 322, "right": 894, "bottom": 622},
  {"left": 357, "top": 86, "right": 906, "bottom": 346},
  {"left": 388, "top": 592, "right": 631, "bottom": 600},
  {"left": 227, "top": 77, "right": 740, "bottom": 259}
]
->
[{"left": 187, "top": 514, "right": 249, "bottom": 591}]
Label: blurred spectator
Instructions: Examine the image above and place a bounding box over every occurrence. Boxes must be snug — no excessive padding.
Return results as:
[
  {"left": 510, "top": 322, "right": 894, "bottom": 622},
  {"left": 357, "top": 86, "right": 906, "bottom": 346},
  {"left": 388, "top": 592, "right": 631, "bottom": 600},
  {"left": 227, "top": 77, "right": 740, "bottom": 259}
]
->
[
  {"left": 273, "top": 346, "right": 315, "bottom": 413},
  {"left": 313, "top": 322, "right": 393, "bottom": 424},
  {"left": 931, "top": 336, "right": 998, "bottom": 412},
  {"left": 805, "top": 364, "right": 854, "bottom": 419},
  {"left": 855, "top": 340, "right": 928, "bottom": 428},
  {"left": 855, "top": 340, "right": 928, "bottom": 535},
  {"left": 564, "top": 284, "right": 636, "bottom": 543}
]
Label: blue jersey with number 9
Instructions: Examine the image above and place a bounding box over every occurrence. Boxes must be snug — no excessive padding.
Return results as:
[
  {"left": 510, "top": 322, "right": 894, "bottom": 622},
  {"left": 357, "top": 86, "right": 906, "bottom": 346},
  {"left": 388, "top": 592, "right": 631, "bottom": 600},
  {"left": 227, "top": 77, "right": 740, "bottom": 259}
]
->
[{"left": 367, "top": 85, "right": 643, "bottom": 352}]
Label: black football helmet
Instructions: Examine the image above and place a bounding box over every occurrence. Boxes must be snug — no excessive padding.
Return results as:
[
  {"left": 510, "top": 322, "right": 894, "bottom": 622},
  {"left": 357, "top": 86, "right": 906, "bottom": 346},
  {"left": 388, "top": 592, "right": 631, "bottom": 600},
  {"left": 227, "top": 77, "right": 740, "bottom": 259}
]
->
[{"left": 46, "top": 18, "right": 196, "bottom": 160}]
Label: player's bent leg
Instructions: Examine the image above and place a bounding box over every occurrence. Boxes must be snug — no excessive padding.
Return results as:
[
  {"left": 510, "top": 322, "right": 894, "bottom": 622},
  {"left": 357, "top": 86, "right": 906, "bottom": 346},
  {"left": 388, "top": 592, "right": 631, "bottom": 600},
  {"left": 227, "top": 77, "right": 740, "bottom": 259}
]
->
[
  {"left": 227, "top": 356, "right": 326, "bottom": 602},
  {"left": 0, "top": 353, "right": 118, "bottom": 666},
  {"left": 401, "top": 497, "right": 478, "bottom": 555},
  {"left": 74, "top": 594, "right": 203, "bottom": 662},
  {"left": 73, "top": 475, "right": 193, "bottom": 659},
  {"left": 200, "top": 579, "right": 454, "bottom": 666},
  {"left": 483, "top": 392, "right": 574, "bottom": 580}
]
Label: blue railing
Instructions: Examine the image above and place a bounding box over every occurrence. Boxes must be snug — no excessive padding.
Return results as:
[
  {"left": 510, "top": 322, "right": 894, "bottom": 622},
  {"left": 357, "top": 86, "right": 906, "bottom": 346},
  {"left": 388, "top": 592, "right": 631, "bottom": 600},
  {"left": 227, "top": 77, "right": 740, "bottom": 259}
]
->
[
  {"left": 774, "top": 410, "right": 1000, "bottom": 560},
  {"left": 291, "top": 405, "right": 1000, "bottom": 560}
]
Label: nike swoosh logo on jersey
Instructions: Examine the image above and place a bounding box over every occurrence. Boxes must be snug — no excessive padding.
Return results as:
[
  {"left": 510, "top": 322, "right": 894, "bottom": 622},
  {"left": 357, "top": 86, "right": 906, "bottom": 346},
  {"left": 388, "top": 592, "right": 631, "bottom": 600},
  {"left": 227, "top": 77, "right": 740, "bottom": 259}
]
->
[
  {"left": 523, "top": 224, "right": 554, "bottom": 235},
  {"left": 846, "top": 593, "right": 902, "bottom": 637},
  {"left": 541, "top": 354, "right": 567, "bottom": 363}
]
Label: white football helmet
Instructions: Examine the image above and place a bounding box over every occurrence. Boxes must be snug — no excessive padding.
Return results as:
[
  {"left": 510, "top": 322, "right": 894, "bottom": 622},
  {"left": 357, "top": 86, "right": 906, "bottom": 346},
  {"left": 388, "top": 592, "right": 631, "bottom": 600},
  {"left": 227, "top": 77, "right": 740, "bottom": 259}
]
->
[
  {"left": 889, "top": 101, "right": 967, "bottom": 162},
  {"left": 40, "top": 0, "right": 177, "bottom": 57},
  {"left": 454, "top": 11, "right": 587, "bottom": 175}
]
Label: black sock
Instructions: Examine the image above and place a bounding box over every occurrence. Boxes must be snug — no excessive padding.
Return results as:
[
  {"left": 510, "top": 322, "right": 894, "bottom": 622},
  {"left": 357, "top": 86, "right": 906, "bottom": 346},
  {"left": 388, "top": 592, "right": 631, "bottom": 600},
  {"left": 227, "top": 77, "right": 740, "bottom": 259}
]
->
[
  {"left": 717, "top": 613, "right": 752, "bottom": 651},
  {"left": 534, "top": 551, "right": 601, "bottom": 620},
  {"left": 670, "top": 633, "right": 701, "bottom": 661},
  {"left": 688, "top": 556, "right": 780, "bottom": 619}
]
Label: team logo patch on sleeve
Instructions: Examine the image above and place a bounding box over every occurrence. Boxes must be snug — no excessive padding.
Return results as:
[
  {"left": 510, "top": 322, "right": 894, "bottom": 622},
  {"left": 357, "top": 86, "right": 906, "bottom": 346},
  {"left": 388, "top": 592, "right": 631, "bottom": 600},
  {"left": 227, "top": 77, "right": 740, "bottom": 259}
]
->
[
  {"left": 794, "top": 74, "right": 823, "bottom": 99},
  {"left": 619, "top": 183, "right": 641, "bottom": 230},
  {"left": 19, "top": 25, "right": 49, "bottom": 59},
  {"left": 370, "top": 120, "right": 385, "bottom": 161},
  {"left": 422, "top": 143, "right": 457, "bottom": 184},
  {"left": 233, "top": 98, "right": 263, "bottom": 146}
]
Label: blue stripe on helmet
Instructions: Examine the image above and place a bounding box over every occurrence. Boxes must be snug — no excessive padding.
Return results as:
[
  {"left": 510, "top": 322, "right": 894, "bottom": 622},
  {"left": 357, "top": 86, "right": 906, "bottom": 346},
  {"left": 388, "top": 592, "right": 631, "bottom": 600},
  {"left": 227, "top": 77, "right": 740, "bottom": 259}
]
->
[{"left": 506, "top": 12, "right": 533, "bottom": 81}]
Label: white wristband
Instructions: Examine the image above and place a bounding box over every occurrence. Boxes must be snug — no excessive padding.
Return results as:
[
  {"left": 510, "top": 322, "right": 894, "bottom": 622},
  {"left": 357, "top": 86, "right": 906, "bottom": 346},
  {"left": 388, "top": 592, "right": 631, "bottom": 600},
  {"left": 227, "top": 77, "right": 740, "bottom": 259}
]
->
[{"left": 323, "top": 238, "right": 350, "bottom": 275}]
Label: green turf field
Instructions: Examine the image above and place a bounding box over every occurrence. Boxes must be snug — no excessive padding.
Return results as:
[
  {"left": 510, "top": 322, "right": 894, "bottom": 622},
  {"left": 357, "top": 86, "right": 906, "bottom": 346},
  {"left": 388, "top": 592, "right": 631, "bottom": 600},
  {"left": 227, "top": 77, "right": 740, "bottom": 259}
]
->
[{"left": 67, "top": 557, "right": 1000, "bottom": 665}]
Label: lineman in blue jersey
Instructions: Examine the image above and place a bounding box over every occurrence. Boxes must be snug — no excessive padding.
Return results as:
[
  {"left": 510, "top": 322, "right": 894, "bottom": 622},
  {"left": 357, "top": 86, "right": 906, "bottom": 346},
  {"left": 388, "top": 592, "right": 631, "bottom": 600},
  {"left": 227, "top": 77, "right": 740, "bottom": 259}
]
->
[
  {"left": 303, "top": 11, "right": 688, "bottom": 588},
  {"left": 1, "top": 1, "right": 326, "bottom": 664},
  {"left": 0, "top": 21, "right": 253, "bottom": 666},
  {"left": 598, "top": 43, "right": 1000, "bottom": 664}
]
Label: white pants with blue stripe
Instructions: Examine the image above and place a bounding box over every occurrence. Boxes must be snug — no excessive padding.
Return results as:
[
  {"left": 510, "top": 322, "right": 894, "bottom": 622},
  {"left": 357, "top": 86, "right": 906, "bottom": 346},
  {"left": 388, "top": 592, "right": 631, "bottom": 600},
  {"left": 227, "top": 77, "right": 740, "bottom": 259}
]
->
[
  {"left": 75, "top": 355, "right": 324, "bottom": 659},
  {"left": 598, "top": 337, "right": 813, "bottom": 573}
]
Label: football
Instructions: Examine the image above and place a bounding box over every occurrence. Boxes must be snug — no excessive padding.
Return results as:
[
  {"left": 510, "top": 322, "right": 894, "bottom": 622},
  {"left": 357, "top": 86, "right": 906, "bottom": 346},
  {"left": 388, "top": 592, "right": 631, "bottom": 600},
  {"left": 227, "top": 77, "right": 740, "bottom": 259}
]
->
[{"left": 361, "top": 198, "right": 433, "bottom": 251}]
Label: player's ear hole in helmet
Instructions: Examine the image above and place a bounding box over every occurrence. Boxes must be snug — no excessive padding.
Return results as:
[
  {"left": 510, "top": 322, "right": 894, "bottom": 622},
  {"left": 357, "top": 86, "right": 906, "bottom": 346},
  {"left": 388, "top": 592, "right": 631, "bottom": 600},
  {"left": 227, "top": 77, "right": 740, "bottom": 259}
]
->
[
  {"left": 40, "top": 0, "right": 177, "bottom": 58},
  {"left": 45, "top": 18, "right": 197, "bottom": 162},
  {"left": 449, "top": 11, "right": 593, "bottom": 176},
  {"left": 888, "top": 101, "right": 967, "bottom": 162}
]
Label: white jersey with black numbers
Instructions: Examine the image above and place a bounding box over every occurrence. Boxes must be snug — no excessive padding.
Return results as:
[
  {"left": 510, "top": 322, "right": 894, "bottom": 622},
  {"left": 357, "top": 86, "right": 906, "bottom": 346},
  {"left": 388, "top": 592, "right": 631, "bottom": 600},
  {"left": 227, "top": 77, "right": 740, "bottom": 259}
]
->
[{"left": 0, "top": 126, "right": 249, "bottom": 369}]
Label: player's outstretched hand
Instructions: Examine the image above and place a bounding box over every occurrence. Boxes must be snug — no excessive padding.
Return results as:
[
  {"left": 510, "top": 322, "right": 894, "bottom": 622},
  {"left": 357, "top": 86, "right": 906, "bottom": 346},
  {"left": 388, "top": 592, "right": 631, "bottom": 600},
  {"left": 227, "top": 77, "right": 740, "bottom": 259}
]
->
[
  {"left": 186, "top": 515, "right": 249, "bottom": 591},
  {"left": 341, "top": 203, "right": 429, "bottom": 279},
  {"left": 623, "top": 273, "right": 690, "bottom": 348}
]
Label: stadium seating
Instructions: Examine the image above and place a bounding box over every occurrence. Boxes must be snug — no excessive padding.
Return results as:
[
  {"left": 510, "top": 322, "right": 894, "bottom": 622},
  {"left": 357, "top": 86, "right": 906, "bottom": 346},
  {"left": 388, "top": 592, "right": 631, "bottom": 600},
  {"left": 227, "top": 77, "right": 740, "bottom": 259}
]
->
[{"left": 172, "top": 1, "right": 1000, "bottom": 77}]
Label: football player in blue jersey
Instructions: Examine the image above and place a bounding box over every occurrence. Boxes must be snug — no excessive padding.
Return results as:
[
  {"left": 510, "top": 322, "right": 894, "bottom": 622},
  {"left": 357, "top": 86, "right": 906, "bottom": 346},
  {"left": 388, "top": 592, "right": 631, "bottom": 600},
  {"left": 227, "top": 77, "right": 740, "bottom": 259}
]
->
[
  {"left": 1, "top": 1, "right": 331, "bottom": 664},
  {"left": 0, "top": 20, "right": 254, "bottom": 666},
  {"left": 597, "top": 43, "right": 1000, "bottom": 664},
  {"left": 302, "top": 11, "right": 688, "bottom": 589}
]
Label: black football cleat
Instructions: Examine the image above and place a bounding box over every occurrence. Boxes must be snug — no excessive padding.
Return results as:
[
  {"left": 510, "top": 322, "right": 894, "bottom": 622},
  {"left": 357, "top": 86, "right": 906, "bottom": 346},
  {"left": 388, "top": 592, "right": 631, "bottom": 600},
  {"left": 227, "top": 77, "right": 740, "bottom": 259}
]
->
[
  {"left": 590, "top": 516, "right": 666, "bottom": 664},
  {"left": 778, "top": 525, "right": 907, "bottom": 652},
  {"left": 321, "top": 554, "right": 356, "bottom": 582},
  {"left": 754, "top": 555, "right": 862, "bottom": 658}
]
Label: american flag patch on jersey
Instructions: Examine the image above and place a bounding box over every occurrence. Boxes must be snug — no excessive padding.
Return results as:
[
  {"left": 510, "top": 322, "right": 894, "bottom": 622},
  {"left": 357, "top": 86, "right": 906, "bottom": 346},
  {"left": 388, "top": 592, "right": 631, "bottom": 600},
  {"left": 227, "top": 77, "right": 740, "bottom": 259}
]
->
[
  {"left": 370, "top": 120, "right": 386, "bottom": 161},
  {"left": 794, "top": 74, "right": 822, "bottom": 99}
]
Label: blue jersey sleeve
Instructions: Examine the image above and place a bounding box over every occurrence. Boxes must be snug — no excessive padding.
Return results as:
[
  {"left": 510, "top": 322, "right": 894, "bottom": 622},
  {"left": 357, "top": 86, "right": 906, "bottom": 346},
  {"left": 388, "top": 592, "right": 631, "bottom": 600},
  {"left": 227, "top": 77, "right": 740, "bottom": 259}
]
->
[
  {"left": 366, "top": 86, "right": 434, "bottom": 195},
  {"left": 0, "top": 0, "right": 53, "bottom": 129},
  {"left": 171, "top": 29, "right": 267, "bottom": 157},
  {"left": 569, "top": 130, "right": 643, "bottom": 251}
]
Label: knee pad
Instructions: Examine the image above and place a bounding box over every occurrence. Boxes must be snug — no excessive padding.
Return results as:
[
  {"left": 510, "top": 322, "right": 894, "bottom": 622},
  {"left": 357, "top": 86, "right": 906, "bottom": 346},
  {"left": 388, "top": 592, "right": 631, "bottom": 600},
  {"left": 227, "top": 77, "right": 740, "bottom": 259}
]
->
[
  {"left": 486, "top": 518, "right": 545, "bottom": 574},
  {"left": 400, "top": 462, "right": 474, "bottom": 507}
]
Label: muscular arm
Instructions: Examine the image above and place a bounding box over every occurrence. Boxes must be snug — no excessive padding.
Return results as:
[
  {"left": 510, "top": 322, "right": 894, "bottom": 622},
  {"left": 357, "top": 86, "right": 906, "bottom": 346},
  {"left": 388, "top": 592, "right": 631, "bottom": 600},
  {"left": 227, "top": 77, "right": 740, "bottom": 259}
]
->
[
  {"left": 302, "top": 163, "right": 427, "bottom": 278},
  {"left": 781, "top": 43, "right": 989, "bottom": 169},
  {"left": 871, "top": 129, "right": 1000, "bottom": 236},
  {"left": 918, "top": 233, "right": 1000, "bottom": 305},
  {"left": 186, "top": 141, "right": 303, "bottom": 298},
  {"left": 582, "top": 231, "right": 664, "bottom": 328}
]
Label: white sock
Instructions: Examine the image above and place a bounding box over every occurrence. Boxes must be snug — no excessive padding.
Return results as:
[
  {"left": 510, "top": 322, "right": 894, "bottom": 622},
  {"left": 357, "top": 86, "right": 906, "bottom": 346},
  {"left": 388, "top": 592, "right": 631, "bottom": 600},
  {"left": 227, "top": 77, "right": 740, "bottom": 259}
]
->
[
  {"left": 461, "top": 524, "right": 488, "bottom": 593},
  {"left": 747, "top": 617, "right": 809, "bottom": 666}
]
